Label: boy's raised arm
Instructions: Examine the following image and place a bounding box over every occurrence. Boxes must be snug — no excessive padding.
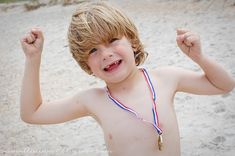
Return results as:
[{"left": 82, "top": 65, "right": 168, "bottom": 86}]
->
[
  {"left": 20, "top": 28, "right": 88, "bottom": 124},
  {"left": 20, "top": 28, "right": 44, "bottom": 122},
  {"left": 174, "top": 29, "right": 235, "bottom": 94}
]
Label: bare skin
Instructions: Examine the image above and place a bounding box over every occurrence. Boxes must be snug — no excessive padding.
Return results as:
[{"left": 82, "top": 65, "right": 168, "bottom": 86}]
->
[{"left": 20, "top": 28, "right": 235, "bottom": 156}]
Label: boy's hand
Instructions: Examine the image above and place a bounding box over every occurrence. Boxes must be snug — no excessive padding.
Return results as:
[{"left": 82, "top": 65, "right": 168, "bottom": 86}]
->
[
  {"left": 20, "top": 28, "right": 44, "bottom": 59},
  {"left": 176, "top": 28, "right": 202, "bottom": 62}
]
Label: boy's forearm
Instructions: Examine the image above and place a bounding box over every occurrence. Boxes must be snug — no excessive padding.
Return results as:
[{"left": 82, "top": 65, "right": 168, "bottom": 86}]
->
[
  {"left": 196, "top": 54, "right": 235, "bottom": 92},
  {"left": 20, "top": 57, "right": 42, "bottom": 121}
]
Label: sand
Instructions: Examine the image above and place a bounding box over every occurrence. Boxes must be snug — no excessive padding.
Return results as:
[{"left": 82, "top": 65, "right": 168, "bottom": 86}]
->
[{"left": 0, "top": 0, "right": 235, "bottom": 155}]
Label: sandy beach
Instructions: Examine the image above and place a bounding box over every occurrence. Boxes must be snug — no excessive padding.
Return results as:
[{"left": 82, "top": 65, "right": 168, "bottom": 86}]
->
[{"left": 0, "top": 0, "right": 235, "bottom": 155}]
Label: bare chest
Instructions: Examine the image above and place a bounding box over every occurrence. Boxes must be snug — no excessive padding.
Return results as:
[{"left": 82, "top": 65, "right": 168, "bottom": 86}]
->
[
  {"left": 87, "top": 70, "right": 180, "bottom": 155},
  {"left": 90, "top": 89, "right": 180, "bottom": 156}
]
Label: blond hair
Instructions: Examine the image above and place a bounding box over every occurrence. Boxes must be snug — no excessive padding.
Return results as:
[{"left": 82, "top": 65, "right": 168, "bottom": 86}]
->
[{"left": 68, "top": 2, "right": 148, "bottom": 74}]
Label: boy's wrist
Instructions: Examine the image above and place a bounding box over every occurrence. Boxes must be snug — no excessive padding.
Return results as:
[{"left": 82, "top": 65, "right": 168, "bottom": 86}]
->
[
  {"left": 25, "top": 56, "right": 41, "bottom": 66},
  {"left": 192, "top": 53, "right": 206, "bottom": 65}
]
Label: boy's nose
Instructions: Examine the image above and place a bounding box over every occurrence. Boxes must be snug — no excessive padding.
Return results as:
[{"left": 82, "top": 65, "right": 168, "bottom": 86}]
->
[
  {"left": 101, "top": 48, "right": 113, "bottom": 61},
  {"left": 103, "top": 54, "right": 113, "bottom": 61}
]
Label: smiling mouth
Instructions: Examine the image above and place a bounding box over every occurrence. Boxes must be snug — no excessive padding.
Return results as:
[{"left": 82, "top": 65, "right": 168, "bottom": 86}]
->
[{"left": 104, "top": 60, "right": 122, "bottom": 72}]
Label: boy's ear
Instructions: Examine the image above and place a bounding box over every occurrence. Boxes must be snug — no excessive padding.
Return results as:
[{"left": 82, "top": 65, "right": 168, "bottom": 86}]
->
[
  {"left": 132, "top": 45, "right": 137, "bottom": 53},
  {"left": 134, "top": 51, "right": 141, "bottom": 59}
]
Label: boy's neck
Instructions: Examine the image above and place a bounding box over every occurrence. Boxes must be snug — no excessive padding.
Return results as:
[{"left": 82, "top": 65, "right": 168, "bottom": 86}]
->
[{"left": 106, "top": 67, "right": 142, "bottom": 93}]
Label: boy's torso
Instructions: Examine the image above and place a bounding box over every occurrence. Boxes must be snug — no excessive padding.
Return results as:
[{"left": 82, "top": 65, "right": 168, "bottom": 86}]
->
[{"left": 84, "top": 69, "right": 181, "bottom": 156}]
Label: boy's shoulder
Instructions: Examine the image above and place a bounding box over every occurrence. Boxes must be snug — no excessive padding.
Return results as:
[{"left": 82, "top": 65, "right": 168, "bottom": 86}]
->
[
  {"left": 150, "top": 66, "right": 182, "bottom": 78},
  {"left": 77, "top": 87, "right": 106, "bottom": 102},
  {"left": 77, "top": 87, "right": 109, "bottom": 106},
  {"left": 74, "top": 87, "right": 107, "bottom": 114},
  {"left": 148, "top": 66, "right": 184, "bottom": 89}
]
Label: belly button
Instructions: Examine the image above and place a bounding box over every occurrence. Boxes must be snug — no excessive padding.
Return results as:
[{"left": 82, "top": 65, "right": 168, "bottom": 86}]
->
[{"left": 109, "top": 133, "right": 113, "bottom": 140}]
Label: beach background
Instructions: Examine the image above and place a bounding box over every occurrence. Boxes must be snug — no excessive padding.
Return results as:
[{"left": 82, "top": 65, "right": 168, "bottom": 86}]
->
[{"left": 0, "top": 0, "right": 235, "bottom": 155}]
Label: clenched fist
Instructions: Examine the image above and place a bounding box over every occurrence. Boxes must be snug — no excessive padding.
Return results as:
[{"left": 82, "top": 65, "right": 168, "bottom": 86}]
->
[
  {"left": 20, "top": 28, "right": 44, "bottom": 59},
  {"left": 176, "top": 28, "right": 203, "bottom": 62}
]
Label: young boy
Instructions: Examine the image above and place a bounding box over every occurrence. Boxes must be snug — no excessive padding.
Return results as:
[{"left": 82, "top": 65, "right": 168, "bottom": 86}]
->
[{"left": 20, "top": 2, "right": 235, "bottom": 156}]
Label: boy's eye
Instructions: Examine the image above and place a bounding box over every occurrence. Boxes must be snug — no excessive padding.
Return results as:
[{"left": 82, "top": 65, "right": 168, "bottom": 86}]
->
[
  {"left": 110, "top": 38, "right": 119, "bottom": 43},
  {"left": 89, "top": 48, "right": 97, "bottom": 54}
]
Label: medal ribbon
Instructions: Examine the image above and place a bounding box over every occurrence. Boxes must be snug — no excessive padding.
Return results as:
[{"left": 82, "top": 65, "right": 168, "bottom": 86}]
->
[{"left": 106, "top": 68, "right": 162, "bottom": 135}]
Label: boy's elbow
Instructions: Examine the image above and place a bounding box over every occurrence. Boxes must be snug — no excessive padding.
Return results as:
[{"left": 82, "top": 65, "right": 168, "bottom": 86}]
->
[
  {"left": 21, "top": 117, "right": 43, "bottom": 125},
  {"left": 20, "top": 112, "right": 51, "bottom": 125},
  {"left": 222, "top": 81, "right": 235, "bottom": 93},
  {"left": 222, "top": 88, "right": 234, "bottom": 94},
  {"left": 20, "top": 112, "right": 37, "bottom": 124},
  {"left": 229, "top": 79, "right": 235, "bottom": 91},
  {"left": 20, "top": 115, "right": 34, "bottom": 124},
  {"left": 228, "top": 85, "right": 235, "bottom": 93}
]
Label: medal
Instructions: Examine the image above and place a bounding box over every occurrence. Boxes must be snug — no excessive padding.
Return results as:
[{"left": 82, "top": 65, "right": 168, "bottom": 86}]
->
[
  {"left": 106, "top": 68, "right": 163, "bottom": 151},
  {"left": 158, "top": 134, "right": 163, "bottom": 151}
]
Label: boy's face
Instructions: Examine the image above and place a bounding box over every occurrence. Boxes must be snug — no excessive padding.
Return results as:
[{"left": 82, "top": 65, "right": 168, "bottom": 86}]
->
[{"left": 87, "top": 36, "right": 137, "bottom": 84}]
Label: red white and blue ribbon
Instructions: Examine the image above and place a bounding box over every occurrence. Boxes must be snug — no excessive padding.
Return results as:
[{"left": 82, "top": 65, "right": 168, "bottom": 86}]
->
[{"left": 106, "top": 68, "right": 162, "bottom": 135}]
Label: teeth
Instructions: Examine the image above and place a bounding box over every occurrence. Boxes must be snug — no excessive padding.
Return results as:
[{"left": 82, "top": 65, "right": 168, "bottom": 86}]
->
[
  {"left": 106, "top": 61, "right": 118, "bottom": 68},
  {"left": 104, "top": 60, "right": 121, "bottom": 71}
]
